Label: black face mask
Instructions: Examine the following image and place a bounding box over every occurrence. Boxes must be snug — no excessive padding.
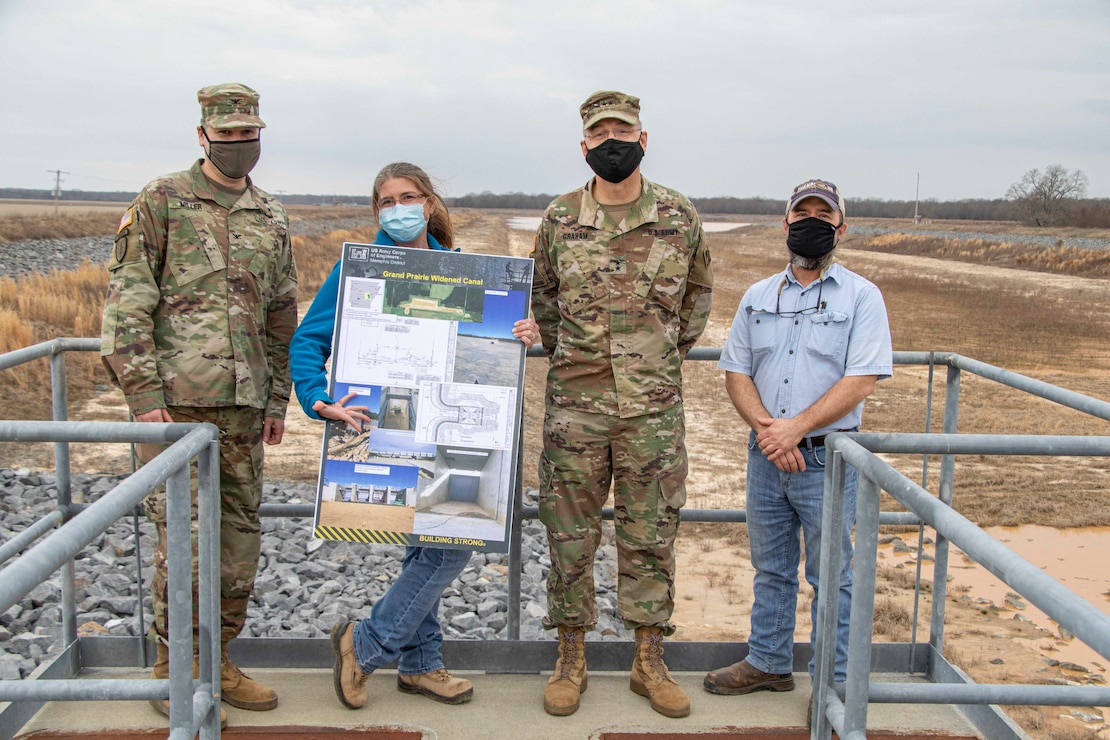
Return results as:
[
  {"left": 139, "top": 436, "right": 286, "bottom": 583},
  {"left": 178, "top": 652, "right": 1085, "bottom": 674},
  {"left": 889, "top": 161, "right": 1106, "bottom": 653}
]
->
[
  {"left": 584, "top": 138, "right": 644, "bottom": 184},
  {"left": 786, "top": 217, "right": 839, "bottom": 258}
]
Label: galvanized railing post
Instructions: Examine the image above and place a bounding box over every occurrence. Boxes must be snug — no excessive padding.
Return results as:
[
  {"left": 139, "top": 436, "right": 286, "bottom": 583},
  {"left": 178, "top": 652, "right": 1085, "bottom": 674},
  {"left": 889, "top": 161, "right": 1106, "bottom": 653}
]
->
[
  {"left": 907, "top": 351, "right": 938, "bottom": 674},
  {"left": 842, "top": 471, "right": 883, "bottom": 740},
  {"left": 928, "top": 363, "right": 961, "bottom": 666},
  {"left": 812, "top": 446, "right": 847, "bottom": 739},
  {"left": 165, "top": 462, "right": 194, "bottom": 739},
  {"left": 197, "top": 437, "right": 221, "bottom": 739},
  {"left": 49, "top": 343, "right": 79, "bottom": 652}
]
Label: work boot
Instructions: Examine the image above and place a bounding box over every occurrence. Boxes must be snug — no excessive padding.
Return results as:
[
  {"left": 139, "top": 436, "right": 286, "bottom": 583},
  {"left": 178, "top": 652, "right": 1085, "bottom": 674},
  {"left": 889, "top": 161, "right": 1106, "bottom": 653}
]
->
[
  {"left": 543, "top": 625, "right": 587, "bottom": 716},
  {"left": 330, "top": 621, "right": 369, "bottom": 709},
  {"left": 397, "top": 668, "right": 473, "bottom": 704},
  {"left": 630, "top": 626, "right": 690, "bottom": 718},
  {"left": 220, "top": 646, "right": 279, "bottom": 710},
  {"left": 702, "top": 658, "right": 795, "bottom": 695},
  {"left": 148, "top": 642, "right": 227, "bottom": 729}
]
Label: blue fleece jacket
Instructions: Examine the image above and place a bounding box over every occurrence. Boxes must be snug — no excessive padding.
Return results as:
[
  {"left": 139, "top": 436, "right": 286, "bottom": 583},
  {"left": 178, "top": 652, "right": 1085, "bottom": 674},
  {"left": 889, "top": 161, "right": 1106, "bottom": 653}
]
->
[{"left": 290, "top": 230, "right": 453, "bottom": 420}]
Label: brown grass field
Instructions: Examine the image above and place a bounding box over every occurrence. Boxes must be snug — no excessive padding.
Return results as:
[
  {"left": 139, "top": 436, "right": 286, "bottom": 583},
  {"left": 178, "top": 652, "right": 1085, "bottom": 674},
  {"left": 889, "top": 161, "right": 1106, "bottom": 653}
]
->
[{"left": 3, "top": 204, "right": 1110, "bottom": 738}]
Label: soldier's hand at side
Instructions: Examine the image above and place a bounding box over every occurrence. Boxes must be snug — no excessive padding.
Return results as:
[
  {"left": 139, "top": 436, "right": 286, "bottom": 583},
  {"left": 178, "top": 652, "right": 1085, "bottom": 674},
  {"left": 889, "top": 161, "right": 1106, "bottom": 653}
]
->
[
  {"left": 135, "top": 409, "right": 173, "bottom": 423},
  {"left": 313, "top": 393, "right": 372, "bottom": 433},
  {"left": 263, "top": 417, "right": 285, "bottom": 445}
]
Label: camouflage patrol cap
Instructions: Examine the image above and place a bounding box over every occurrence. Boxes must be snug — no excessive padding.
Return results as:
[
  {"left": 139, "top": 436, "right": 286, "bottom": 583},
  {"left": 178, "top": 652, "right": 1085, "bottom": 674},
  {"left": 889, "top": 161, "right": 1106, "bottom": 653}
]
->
[
  {"left": 786, "top": 178, "right": 846, "bottom": 217},
  {"left": 580, "top": 90, "right": 640, "bottom": 130},
  {"left": 197, "top": 83, "right": 266, "bottom": 129}
]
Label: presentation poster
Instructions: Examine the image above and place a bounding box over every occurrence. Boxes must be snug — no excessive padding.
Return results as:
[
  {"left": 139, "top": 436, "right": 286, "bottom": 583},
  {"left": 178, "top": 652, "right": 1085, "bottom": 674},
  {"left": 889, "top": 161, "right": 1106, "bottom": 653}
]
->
[{"left": 311, "top": 242, "right": 534, "bottom": 553}]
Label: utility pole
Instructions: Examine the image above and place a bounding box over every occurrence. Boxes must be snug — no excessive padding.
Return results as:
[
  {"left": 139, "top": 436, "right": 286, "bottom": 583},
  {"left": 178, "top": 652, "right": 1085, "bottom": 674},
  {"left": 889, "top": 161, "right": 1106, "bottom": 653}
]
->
[
  {"left": 47, "top": 169, "right": 70, "bottom": 217},
  {"left": 913, "top": 172, "right": 920, "bottom": 224}
]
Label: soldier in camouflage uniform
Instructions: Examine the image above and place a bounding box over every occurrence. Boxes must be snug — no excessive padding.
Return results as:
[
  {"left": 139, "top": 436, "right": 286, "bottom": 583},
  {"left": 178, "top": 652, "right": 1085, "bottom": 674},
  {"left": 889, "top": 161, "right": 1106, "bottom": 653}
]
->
[
  {"left": 531, "top": 91, "right": 713, "bottom": 719},
  {"left": 100, "top": 83, "right": 297, "bottom": 722}
]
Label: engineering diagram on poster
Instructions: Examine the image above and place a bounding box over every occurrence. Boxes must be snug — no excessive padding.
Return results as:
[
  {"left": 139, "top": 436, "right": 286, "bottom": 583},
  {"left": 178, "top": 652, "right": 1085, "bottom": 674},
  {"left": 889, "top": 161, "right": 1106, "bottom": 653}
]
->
[
  {"left": 335, "top": 308, "right": 455, "bottom": 387},
  {"left": 414, "top": 382, "right": 517, "bottom": 450}
]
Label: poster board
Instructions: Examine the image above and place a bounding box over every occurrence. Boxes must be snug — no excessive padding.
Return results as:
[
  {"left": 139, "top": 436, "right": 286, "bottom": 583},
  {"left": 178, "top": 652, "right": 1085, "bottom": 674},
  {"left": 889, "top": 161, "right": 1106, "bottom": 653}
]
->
[{"left": 311, "top": 242, "right": 534, "bottom": 553}]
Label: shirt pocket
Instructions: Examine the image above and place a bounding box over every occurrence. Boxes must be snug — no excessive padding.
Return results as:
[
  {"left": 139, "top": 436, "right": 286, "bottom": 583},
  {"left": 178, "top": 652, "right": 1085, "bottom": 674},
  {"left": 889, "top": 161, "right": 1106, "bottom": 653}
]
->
[
  {"left": 748, "top": 308, "right": 778, "bottom": 356},
  {"left": 167, "top": 213, "right": 225, "bottom": 287},
  {"left": 245, "top": 233, "right": 284, "bottom": 299},
  {"left": 634, "top": 238, "right": 686, "bottom": 314},
  {"left": 556, "top": 242, "right": 607, "bottom": 316},
  {"left": 805, "top": 310, "right": 850, "bottom": 360}
]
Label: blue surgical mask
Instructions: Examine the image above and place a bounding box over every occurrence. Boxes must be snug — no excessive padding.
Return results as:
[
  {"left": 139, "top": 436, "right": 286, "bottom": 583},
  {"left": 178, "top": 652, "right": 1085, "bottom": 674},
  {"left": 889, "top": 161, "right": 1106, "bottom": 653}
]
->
[{"left": 378, "top": 202, "right": 428, "bottom": 243}]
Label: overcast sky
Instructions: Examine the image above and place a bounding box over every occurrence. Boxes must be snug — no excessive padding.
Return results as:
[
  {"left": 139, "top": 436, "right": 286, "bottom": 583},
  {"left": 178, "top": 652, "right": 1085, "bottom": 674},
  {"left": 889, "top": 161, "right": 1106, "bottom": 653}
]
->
[{"left": 2, "top": 0, "right": 1108, "bottom": 204}]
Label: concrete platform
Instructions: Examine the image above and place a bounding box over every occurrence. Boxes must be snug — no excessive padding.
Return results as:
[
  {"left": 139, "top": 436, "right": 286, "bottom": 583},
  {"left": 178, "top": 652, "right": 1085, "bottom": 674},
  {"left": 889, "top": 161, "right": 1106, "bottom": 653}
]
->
[{"left": 15, "top": 668, "right": 982, "bottom": 739}]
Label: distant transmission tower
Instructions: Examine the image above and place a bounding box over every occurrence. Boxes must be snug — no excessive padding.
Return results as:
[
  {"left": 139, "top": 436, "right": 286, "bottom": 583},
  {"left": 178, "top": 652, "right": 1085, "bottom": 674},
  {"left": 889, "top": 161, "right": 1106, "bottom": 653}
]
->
[{"left": 47, "top": 169, "right": 70, "bottom": 217}]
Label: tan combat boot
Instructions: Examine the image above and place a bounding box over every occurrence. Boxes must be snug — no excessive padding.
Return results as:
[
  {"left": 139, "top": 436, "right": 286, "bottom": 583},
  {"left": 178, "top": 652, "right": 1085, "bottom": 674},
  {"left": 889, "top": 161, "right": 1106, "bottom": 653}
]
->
[
  {"left": 148, "top": 642, "right": 227, "bottom": 729},
  {"left": 630, "top": 626, "right": 690, "bottom": 718},
  {"left": 543, "top": 625, "right": 588, "bottom": 716},
  {"left": 220, "top": 645, "right": 279, "bottom": 710}
]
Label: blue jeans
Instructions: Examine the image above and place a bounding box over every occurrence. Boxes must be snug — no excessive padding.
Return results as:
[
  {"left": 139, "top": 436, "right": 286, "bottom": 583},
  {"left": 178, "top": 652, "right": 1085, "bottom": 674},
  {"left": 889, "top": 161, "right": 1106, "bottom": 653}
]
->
[
  {"left": 745, "top": 433, "right": 857, "bottom": 682},
  {"left": 352, "top": 545, "right": 471, "bottom": 676}
]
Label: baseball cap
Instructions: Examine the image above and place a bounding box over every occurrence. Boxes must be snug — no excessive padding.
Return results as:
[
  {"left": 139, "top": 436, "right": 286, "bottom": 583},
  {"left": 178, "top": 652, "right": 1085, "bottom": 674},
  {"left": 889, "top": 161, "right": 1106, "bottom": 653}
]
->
[
  {"left": 786, "top": 179, "right": 845, "bottom": 217},
  {"left": 580, "top": 90, "right": 641, "bottom": 130},
  {"left": 198, "top": 83, "right": 266, "bottom": 129}
]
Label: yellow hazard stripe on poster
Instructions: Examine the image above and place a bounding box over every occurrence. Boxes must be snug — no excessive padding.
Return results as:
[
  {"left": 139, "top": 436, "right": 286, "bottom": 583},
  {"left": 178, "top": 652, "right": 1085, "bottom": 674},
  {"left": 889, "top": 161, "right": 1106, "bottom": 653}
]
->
[{"left": 313, "top": 525, "right": 411, "bottom": 545}]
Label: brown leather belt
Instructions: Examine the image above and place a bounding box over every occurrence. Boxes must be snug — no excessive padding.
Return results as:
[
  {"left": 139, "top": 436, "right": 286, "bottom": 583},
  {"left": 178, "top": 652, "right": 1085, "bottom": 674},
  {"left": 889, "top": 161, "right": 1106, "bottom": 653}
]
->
[{"left": 798, "top": 428, "right": 856, "bottom": 449}]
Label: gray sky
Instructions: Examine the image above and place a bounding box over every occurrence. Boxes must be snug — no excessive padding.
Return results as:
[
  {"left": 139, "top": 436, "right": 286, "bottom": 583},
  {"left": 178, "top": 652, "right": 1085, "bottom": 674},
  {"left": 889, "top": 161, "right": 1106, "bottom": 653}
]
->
[{"left": 2, "top": 0, "right": 1108, "bottom": 203}]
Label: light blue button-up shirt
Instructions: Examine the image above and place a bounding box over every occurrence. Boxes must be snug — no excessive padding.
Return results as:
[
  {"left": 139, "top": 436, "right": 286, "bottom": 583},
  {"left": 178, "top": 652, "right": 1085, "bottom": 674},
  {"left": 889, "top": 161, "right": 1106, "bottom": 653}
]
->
[{"left": 719, "top": 262, "right": 893, "bottom": 436}]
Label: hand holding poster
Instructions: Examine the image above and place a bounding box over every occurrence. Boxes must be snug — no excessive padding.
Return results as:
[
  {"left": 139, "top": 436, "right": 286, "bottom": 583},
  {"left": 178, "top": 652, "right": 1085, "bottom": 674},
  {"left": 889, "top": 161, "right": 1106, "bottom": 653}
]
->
[{"left": 312, "top": 242, "right": 534, "bottom": 553}]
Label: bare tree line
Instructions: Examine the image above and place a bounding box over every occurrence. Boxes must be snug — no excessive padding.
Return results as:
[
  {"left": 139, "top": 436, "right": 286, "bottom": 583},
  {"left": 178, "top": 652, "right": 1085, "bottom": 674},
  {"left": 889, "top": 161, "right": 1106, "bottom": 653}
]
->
[{"left": 5, "top": 165, "right": 1105, "bottom": 227}]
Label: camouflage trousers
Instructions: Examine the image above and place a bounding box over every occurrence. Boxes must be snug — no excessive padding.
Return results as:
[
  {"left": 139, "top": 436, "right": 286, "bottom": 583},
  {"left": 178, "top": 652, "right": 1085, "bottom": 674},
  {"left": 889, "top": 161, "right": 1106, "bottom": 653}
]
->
[
  {"left": 137, "top": 405, "right": 265, "bottom": 647},
  {"left": 538, "top": 404, "right": 687, "bottom": 635}
]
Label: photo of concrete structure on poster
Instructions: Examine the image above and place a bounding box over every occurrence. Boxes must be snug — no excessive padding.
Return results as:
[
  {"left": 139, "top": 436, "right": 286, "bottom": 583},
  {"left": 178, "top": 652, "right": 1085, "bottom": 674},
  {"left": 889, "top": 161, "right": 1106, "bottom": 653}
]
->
[{"left": 312, "top": 242, "right": 533, "bottom": 553}]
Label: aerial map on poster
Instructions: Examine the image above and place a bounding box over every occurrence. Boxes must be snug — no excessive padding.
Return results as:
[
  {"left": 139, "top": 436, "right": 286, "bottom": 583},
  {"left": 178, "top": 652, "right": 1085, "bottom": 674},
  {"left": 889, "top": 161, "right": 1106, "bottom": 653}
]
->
[{"left": 311, "top": 242, "right": 534, "bottom": 553}]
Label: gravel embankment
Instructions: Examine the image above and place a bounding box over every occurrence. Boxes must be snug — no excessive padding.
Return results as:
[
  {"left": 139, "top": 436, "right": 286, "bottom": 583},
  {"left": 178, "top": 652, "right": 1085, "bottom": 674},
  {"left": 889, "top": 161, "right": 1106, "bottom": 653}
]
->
[
  {"left": 4, "top": 219, "right": 1109, "bottom": 280},
  {"left": 0, "top": 217, "right": 379, "bottom": 279},
  {"left": 0, "top": 468, "right": 624, "bottom": 680}
]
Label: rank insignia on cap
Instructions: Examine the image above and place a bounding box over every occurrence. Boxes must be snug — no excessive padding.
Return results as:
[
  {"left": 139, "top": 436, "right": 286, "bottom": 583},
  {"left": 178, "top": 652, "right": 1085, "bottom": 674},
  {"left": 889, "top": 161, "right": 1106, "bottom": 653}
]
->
[{"left": 117, "top": 208, "right": 133, "bottom": 234}]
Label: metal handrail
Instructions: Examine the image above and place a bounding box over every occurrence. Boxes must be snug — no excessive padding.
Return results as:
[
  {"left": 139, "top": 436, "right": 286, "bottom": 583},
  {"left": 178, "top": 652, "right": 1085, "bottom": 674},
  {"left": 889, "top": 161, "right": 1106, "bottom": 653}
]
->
[
  {"left": 0, "top": 339, "right": 224, "bottom": 739},
  {"left": 811, "top": 432, "right": 1110, "bottom": 739}
]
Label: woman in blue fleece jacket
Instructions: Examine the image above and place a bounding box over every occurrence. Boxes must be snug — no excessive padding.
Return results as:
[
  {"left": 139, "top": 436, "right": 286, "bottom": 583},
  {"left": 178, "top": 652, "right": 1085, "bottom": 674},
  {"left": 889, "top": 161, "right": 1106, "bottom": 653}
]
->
[{"left": 290, "top": 162, "right": 539, "bottom": 710}]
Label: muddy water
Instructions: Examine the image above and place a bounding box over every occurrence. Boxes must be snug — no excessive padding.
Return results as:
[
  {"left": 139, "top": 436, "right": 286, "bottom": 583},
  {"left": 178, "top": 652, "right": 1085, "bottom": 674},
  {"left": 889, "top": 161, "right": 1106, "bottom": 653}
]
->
[{"left": 884, "top": 525, "right": 1110, "bottom": 671}]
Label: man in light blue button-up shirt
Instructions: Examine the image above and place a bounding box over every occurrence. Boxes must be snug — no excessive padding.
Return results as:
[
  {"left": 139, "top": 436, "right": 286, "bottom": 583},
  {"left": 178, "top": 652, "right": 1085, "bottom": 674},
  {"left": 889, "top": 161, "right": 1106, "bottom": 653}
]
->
[{"left": 703, "top": 179, "right": 892, "bottom": 700}]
